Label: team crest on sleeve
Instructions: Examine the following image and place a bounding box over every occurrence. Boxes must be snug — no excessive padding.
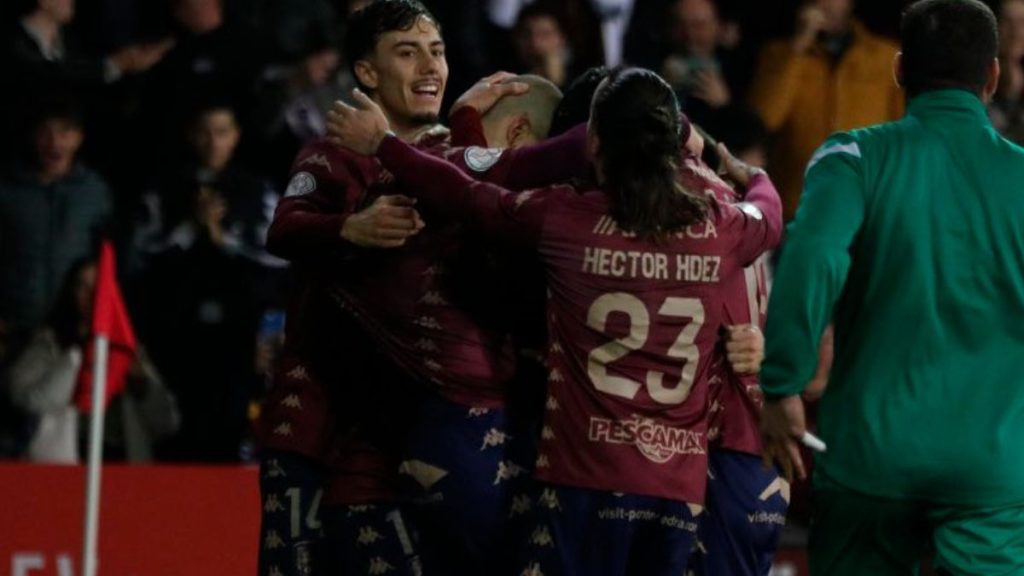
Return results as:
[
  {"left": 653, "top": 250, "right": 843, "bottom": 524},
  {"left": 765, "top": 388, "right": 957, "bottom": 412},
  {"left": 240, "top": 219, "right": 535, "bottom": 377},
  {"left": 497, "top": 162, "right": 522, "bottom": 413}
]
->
[
  {"left": 285, "top": 172, "right": 317, "bottom": 197},
  {"left": 464, "top": 147, "right": 504, "bottom": 172}
]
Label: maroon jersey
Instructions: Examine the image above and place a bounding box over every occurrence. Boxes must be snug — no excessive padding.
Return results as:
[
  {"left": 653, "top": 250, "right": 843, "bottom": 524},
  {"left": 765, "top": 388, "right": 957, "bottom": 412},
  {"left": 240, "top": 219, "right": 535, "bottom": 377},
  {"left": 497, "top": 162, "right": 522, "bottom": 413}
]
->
[
  {"left": 680, "top": 156, "right": 771, "bottom": 457},
  {"left": 260, "top": 123, "right": 444, "bottom": 501},
  {"left": 326, "top": 135, "right": 519, "bottom": 409},
  {"left": 374, "top": 136, "right": 783, "bottom": 504},
  {"left": 260, "top": 109, "right": 490, "bottom": 463},
  {"left": 255, "top": 279, "right": 406, "bottom": 508},
  {"left": 323, "top": 438, "right": 403, "bottom": 506},
  {"left": 256, "top": 350, "right": 335, "bottom": 462},
  {"left": 261, "top": 111, "right": 586, "bottom": 500},
  {"left": 316, "top": 122, "right": 588, "bottom": 409},
  {"left": 258, "top": 133, "right": 381, "bottom": 467}
]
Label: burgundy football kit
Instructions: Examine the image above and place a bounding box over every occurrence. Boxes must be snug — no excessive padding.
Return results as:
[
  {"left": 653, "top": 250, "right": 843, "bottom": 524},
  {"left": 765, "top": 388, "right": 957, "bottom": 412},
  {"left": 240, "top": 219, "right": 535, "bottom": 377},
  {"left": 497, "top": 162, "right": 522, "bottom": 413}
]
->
[
  {"left": 371, "top": 134, "right": 783, "bottom": 575},
  {"left": 259, "top": 107, "right": 588, "bottom": 576},
  {"left": 678, "top": 156, "right": 789, "bottom": 576}
]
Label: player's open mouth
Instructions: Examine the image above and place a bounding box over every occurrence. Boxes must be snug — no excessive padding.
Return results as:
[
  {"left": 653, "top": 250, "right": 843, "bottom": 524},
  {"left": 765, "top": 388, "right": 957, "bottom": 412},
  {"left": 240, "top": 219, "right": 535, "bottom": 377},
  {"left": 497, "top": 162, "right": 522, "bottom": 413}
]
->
[{"left": 412, "top": 81, "right": 441, "bottom": 102}]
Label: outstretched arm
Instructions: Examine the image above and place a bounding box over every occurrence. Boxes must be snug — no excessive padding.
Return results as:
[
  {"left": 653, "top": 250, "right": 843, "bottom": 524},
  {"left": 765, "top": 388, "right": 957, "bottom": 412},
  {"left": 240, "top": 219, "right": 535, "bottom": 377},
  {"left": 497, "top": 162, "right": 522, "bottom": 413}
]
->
[{"left": 328, "top": 89, "right": 552, "bottom": 247}]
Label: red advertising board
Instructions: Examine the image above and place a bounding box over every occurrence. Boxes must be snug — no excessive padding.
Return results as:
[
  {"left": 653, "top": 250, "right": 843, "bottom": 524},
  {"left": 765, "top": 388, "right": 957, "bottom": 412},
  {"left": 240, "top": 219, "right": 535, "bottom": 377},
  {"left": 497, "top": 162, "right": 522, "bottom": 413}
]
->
[
  {"left": 0, "top": 463, "right": 260, "bottom": 576},
  {"left": 1, "top": 462, "right": 812, "bottom": 576}
]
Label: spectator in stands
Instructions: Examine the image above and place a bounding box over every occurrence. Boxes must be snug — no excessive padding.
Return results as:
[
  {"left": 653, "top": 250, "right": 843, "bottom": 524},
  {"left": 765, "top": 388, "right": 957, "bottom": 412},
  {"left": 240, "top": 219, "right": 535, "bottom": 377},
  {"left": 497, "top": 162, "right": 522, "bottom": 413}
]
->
[
  {"left": 252, "top": 26, "right": 354, "bottom": 189},
  {"left": 4, "top": 0, "right": 172, "bottom": 92},
  {"left": 6, "top": 259, "right": 96, "bottom": 463},
  {"left": 659, "top": 0, "right": 747, "bottom": 130},
  {"left": 748, "top": 0, "right": 903, "bottom": 220},
  {"left": 0, "top": 0, "right": 172, "bottom": 172},
  {"left": 253, "top": 0, "right": 337, "bottom": 63},
  {"left": 589, "top": 0, "right": 635, "bottom": 67},
  {"left": 0, "top": 101, "right": 112, "bottom": 336},
  {"left": 130, "top": 107, "right": 271, "bottom": 462},
  {"left": 5, "top": 257, "right": 178, "bottom": 463},
  {"left": 103, "top": 349, "right": 180, "bottom": 462},
  {"left": 514, "top": 3, "right": 575, "bottom": 87},
  {"left": 991, "top": 0, "right": 1024, "bottom": 144},
  {"left": 142, "top": 0, "right": 265, "bottom": 167},
  {"left": 129, "top": 102, "right": 284, "bottom": 276},
  {"left": 134, "top": 183, "right": 265, "bottom": 462}
]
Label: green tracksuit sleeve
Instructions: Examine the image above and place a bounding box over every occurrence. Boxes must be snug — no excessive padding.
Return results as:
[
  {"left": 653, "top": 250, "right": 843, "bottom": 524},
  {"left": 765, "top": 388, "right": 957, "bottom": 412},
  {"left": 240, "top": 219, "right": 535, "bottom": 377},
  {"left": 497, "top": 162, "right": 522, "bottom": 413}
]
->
[
  {"left": 756, "top": 90, "right": 1024, "bottom": 507},
  {"left": 761, "top": 135, "right": 867, "bottom": 398}
]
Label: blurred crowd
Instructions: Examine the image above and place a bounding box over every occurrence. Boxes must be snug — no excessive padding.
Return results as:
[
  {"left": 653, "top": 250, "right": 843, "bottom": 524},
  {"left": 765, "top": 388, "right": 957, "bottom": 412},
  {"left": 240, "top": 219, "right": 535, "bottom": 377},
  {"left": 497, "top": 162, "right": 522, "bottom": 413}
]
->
[{"left": 0, "top": 0, "right": 1019, "bottom": 465}]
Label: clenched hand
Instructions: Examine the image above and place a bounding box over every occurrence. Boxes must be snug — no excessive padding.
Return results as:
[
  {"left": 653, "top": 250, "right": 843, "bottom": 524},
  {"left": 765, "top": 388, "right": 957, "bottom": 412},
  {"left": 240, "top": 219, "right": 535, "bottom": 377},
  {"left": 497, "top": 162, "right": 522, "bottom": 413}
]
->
[{"left": 341, "top": 194, "right": 425, "bottom": 249}]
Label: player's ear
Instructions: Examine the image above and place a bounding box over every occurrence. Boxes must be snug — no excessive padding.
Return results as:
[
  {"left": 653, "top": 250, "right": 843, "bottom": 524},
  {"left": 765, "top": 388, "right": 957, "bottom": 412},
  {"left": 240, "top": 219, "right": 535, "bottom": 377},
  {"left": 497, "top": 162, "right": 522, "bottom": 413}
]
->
[
  {"left": 892, "top": 51, "right": 904, "bottom": 91},
  {"left": 354, "top": 59, "right": 380, "bottom": 91},
  {"left": 983, "top": 57, "right": 1001, "bottom": 104},
  {"left": 507, "top": 115, "right": 535, "bottom": 148}
]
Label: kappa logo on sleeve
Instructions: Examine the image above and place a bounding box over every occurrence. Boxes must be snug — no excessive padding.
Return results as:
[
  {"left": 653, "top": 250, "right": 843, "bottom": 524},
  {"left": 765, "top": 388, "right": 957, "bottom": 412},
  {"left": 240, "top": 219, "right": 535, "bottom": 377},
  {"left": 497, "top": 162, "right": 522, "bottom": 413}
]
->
[
  {"left": 285, "top": 172, "right": 317, "bottom": 197},
  {"left": 464, "top": 147, "right": 505, "bottom": 172},
  {"left": 299, "top": 154, "right": 332, "bottom": 173},
  {"left": 514, "top": 189, "right": 537, "bottom": 210}
]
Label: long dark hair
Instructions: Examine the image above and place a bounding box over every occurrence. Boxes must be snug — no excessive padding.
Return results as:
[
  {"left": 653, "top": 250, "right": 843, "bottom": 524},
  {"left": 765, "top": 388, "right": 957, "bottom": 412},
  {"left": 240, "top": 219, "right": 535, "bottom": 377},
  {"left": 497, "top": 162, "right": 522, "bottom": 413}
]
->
[
  {"left": 48, "top": 258, "right": 95, "bottom": 349},
  {"left": 550, "top": 66, "right": 609, "bottom": 137},
  {"left": 592, "top": 67, "right": 709, "bottom": 241}
]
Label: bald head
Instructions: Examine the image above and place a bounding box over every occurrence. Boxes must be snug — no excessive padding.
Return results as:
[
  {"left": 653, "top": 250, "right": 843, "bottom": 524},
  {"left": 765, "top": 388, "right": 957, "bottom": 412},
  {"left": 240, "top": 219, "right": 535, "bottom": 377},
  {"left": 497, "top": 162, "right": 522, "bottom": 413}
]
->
[{"left": 481, "top": 75, "right": 563, "bottom": 149}]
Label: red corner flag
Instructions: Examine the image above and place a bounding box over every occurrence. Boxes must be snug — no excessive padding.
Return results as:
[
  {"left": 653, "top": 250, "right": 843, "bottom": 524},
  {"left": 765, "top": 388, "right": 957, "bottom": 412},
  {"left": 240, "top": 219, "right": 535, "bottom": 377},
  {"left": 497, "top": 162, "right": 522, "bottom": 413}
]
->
[{"left": 75, "top": 242, "right": 138, "bottom": 412}]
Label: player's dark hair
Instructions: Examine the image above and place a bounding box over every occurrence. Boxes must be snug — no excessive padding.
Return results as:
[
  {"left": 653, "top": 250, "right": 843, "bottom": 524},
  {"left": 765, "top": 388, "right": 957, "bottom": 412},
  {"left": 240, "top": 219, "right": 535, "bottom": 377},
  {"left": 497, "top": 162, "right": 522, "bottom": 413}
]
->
[
  {"left": 901, "top": 0, "right": 998, "bottom": 97},
  {"left": 593, "top": 67, "right": 709, "bottom": 241},
  {"left": 344, "top": 0, "right": 440, "bottom": 90},
  {"left": 550, "top": 66, "right": 609, "bottom": 137}
]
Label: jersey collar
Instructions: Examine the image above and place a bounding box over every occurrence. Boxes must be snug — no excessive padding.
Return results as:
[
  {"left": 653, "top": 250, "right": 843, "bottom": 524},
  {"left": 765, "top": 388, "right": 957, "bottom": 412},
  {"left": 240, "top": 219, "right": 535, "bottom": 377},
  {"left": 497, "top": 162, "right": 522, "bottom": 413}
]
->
[{"left": 906, "top": 89, "right": 991, "bottom": 127}]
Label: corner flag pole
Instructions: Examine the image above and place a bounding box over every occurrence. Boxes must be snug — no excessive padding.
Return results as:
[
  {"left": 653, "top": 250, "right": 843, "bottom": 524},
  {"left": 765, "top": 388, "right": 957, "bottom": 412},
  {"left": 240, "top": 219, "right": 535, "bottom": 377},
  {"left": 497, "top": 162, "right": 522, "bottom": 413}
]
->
[{"left": 82, "top": 333, "right": 110, "bottom": 576}]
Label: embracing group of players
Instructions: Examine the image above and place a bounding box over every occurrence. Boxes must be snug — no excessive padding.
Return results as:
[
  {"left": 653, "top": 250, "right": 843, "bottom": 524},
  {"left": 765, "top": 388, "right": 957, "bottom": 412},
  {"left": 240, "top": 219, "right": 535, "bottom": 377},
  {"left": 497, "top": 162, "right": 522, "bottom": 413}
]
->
[{"left": 255, "top": 1, "right": 787, "bottom": 575}]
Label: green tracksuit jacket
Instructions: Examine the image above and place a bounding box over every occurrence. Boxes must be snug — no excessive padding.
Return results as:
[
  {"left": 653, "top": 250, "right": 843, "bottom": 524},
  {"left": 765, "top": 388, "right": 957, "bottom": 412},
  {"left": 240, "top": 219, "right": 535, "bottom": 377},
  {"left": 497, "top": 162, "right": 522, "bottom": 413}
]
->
[{"left": 762, "top": 89, "right": 1024, "bottom": 507}]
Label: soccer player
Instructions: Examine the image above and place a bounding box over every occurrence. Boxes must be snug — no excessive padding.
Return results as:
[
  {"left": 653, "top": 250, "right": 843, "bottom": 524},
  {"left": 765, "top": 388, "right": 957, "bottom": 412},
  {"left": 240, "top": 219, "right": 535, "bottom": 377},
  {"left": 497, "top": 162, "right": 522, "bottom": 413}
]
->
[
  {"left": 681, "top": 153, "right": 785, "bottom": 576},
  {"left": 315, "top": 71, "right": 568, "bottom": 576},
  {"left": 542, "top": 66, "right": 785, "bottom": 575},
  {"left": 317, "top": 75, "right": 571, "bottom": 576},
  {"left": 328, "top": 66, "right": 783, "bottom": 576},
  {"left": 256, "top": 295, "right": 404, "bottom": 576},
  {"left": 265, "top": 3, "right": 580, "bottom": 574},
  {"left": 760, "top": 1, "right": 1024, "bottom": 574},
  {"left": 257, "top": 2, "right": 451, "bottom": 574},
  {"left": 532, "top": 66, "right": 785, "bottom": 576}
]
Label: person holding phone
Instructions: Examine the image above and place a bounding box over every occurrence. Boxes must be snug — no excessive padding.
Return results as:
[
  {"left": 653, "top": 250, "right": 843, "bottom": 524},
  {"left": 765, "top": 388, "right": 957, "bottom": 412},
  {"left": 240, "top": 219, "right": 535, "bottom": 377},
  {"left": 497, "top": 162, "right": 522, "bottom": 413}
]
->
[{"left": 748, "top": 0, "right": 903, "bottom": 221}]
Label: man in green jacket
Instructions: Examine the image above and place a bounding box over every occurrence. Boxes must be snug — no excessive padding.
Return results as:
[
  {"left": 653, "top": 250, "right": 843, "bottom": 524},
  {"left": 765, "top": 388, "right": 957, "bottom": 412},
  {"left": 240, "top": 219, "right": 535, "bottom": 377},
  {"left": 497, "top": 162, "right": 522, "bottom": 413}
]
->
[{"left": 761, "top": 1, "right": 1024, "bottom": 574}]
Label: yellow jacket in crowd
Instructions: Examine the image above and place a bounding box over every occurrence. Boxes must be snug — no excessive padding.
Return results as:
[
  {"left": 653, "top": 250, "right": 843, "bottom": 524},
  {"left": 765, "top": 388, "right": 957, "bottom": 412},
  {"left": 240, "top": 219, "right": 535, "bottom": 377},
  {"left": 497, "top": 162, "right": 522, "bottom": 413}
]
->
[{"left": 749, "top": 21, "right": 904, "bottom": 220}]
